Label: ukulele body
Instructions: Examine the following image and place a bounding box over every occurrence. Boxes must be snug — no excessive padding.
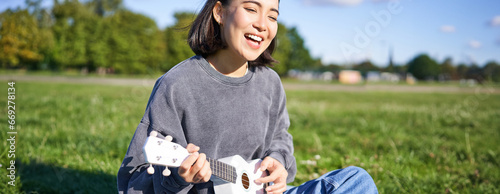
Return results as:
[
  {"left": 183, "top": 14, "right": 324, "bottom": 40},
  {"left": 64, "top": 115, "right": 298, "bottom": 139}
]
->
[{"left": 212, "top": 155, "right": 267, "bottom": 194}]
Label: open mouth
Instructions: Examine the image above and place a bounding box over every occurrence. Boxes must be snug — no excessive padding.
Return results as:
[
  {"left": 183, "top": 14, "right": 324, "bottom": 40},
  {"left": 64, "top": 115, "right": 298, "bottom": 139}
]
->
[
  {"left": 245, "top": 34, "right": 263, "bottom": 49},
  {"left": 245, "top": 34, "right": 263, "bottom": 42}
]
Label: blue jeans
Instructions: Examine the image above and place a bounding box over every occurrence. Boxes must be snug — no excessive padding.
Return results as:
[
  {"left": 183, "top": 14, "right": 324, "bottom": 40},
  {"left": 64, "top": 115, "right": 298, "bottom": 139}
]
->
[{"left": 285, "top": 166, "right": 378, "bottom": 194}]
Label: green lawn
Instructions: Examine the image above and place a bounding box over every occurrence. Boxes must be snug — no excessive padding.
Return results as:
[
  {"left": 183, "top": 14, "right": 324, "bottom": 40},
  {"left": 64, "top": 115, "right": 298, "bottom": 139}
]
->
[{"left": 0, "top": 81, "right": 498, "bottom": 193}]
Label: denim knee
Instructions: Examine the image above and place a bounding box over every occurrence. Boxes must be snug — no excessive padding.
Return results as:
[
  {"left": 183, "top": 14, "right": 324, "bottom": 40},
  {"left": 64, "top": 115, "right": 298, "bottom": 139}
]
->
[
  {"left": 339, "top": 166, "right": 378, "bottom": 193},
  {"left": 285, "top": 166, "right": 378, "bottom": 194},
  {"left": 345, "top": 166, "right": 370, "bottom": 179}
]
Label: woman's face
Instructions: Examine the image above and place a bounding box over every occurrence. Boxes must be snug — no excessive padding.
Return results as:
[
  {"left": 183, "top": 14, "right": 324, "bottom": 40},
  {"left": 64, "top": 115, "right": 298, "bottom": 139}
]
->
[{"left": 218, "top": 0, "right": 279, "bottom": 61}]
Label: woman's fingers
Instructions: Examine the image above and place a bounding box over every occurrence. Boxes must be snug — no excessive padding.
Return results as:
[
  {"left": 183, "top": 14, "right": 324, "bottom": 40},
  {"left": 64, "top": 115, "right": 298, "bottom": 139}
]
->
[
  {"left": 177, "top": 143, "right": 211, "bottom": 183},
  {"left": 178, "top": 151, "right": 199, "bottom": 175},
  {"left": 192, "top": 153, "right": 212, "bottom": 183},
  {"left": 186, "top": 143, "right": 200, "bottom": 153}
]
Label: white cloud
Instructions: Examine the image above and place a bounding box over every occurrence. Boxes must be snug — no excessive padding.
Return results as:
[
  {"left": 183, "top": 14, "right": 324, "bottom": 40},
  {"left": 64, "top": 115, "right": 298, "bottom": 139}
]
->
[
  {"left": 491, "top": 15, "right": 500, "bottom": 27},
  {"left": 468, "top": 40, "right": 481, "bottom": 49},
  {"left": 303, "top": 0, "right": 364, "bottom": 6},
  {"left": 440, "top": 25, "right": 455, "bottom": 33}
]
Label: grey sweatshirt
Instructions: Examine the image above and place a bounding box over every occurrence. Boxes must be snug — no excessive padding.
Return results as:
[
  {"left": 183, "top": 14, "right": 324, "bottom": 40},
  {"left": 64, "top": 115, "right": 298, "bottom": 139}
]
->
[{"left": 117, "top": 56, "right": 297, "bottom": 193}]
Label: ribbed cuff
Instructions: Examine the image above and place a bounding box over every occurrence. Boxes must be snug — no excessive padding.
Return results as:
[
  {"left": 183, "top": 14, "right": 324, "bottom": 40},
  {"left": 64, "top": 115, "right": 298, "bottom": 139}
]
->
[{"left": 267, "top": 151, "right": 287, "bottom": 168}]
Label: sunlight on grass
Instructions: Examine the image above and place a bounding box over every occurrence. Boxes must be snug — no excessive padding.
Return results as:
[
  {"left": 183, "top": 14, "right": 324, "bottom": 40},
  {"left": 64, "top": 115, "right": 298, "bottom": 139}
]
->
[
  {"left": 285, "top": 90, "right": 500, "bottom": 193},
  {"left": 0, "top": 81, "right": 498, "bottom": 193}
]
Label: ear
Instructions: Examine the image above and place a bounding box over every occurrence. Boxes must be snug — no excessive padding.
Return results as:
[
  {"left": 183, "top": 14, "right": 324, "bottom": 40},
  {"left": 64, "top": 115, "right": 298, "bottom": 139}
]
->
[{"left": 212, "top": 1, "right": 224, "bottom": 25}]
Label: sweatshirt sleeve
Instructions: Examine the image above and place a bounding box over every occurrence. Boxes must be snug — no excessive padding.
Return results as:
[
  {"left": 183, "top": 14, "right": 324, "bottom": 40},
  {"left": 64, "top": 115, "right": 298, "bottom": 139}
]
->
[
  {"left": 117, "top": 76, "right": 194, "bottom": 193},
  {"left": 265, "top": 81, "right": 297, "bottom": 183}
]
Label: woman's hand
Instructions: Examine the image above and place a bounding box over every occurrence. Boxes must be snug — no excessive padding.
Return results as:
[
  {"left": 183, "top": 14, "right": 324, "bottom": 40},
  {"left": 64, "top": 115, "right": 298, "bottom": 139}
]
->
[
  {"left": 177, "top": 143, "right": 212, "bottom": 184},
  {"left": 256, "top": 156, "right": 288, "bottom": 194}
]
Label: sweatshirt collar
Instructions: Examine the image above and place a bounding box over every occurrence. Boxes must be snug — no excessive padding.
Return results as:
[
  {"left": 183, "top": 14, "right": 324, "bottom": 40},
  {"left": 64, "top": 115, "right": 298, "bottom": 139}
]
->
[{"left": 195, "top": 55, "right": 254, "bottom": 86}]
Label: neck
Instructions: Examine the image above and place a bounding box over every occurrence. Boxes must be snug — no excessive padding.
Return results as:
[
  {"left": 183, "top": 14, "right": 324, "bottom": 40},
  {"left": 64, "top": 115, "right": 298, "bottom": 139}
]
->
[{"left": 206, "top": 50, "right": 248, "bottom": 78}]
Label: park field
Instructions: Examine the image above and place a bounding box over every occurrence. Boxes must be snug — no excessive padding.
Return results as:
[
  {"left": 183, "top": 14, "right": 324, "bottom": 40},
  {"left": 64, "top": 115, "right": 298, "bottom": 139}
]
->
[{"left": 0, "top": 80, "right": 499, "bottom": 193}]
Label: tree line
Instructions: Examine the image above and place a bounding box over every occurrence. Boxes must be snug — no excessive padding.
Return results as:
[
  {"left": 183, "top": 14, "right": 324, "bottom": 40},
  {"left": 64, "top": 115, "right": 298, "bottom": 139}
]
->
[
  {"left": 318, "top": 54, "right": 500, "bottom": 83},
  {"left": 0, "top": 0, "right": 318, "bottom": 75},
  {"left": 1, "top": 0, "right": 499, "bottom": 82}
]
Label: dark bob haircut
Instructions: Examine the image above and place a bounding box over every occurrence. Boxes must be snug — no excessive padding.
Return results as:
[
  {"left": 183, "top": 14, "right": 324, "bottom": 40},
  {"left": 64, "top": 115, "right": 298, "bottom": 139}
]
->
[{"left": 188, "top": 0, "right": 279, "bottom": 67}]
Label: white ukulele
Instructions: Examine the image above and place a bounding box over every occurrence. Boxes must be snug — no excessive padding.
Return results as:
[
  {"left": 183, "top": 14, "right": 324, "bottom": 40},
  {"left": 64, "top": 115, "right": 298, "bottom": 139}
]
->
[{"left": 143, "top": 131, "right": 269, "bottom": 193}]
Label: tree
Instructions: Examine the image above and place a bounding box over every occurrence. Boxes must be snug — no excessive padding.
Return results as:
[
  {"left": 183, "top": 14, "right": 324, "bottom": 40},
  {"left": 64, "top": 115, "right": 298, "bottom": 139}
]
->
[
  {"left": 482, "top": 61, "right": 500, "bottom": 82},
  {"left": 50, "top": 0, "right": 164, "bottom": 74},
  {"left": 0, "top": 9, "right": 49, "bottom": 69},
  {"left": 51, "top": 0, "right": 96, "bottom": 69},
  {"left": 407, "top": 54, "right": 440, "bottom": 80},
  {"left": 353, "top": 60, "right": 379, "bottom": 77},
  {"left": 321, "top": 63, "right": 344, "bottom": 73},
  {"left": 286, "top": 27, "right": 317, "bottom": 72},
  {"left": 88, "top": 0, "right": 123, "bottom": 17},
  {"left": 392, "top": 64, "right": 407, "bottom": 75},
  {"left": 271, "top": 23, "right": 291, "bottom": 75},
  {"left": 465, "top": 64, "right": 483, "bottom": 83},
  {"left": 24, "top": 0, "right": 55, "bottom": 70},
  {"left": 103, "top": 10, "right": 165, "bottom": 74},
  {"left": 440, "top": 57, "right": 457, "bottom": 80},
  {"left": 26, "top": 0, "right": 43, "bottom": 22},
  {"left": 164, "top": 12, "right": 196, "bottom": 71},
  {"left": 456, "top": 63, "right": 468, "bottom": 80}
]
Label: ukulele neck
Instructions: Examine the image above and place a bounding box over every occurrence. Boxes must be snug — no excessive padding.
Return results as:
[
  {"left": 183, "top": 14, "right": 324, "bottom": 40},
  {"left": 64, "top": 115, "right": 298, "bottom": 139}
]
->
[{"left": 207, "top": 158, "right": 237, "bottom": 183}]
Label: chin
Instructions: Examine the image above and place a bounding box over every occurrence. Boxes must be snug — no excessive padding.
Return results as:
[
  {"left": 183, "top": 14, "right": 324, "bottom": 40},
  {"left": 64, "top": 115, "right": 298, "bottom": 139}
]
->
[
  {"left": 242, "top": 51, "right": 264, "bottom": 62},
  {"left": 247, "top": 56, "right": 260, "bottom": 61}
]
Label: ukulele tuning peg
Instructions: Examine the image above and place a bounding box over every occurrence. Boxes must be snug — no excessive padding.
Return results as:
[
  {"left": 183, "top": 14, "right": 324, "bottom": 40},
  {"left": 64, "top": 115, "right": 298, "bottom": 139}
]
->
[
  {"left": 147, "top": 164, "right": 155, "bottom": 174},
  {"left": 149, "top": 131, "right": 158, "bottom": 137},
  {"left": 165, "top": 135, "right": 173, "bottom": 142},
  {"left": 162, "top": 168, "right": 171, "bottom": 176}
]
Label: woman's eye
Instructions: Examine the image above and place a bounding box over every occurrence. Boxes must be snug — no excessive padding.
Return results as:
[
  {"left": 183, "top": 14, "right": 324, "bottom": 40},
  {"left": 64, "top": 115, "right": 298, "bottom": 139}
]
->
[
  {"left": 269, "top": 16, "right": 278, "bottom": 21},
  {"left": 245, "top": 8, "right": 257, "bottom": 13}
]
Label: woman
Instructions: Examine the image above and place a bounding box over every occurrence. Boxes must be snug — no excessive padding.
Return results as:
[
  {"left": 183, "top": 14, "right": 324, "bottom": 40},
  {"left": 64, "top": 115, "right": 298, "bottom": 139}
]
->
[{"left": 117, "top": 0, "right": 378, "bottom": 193}]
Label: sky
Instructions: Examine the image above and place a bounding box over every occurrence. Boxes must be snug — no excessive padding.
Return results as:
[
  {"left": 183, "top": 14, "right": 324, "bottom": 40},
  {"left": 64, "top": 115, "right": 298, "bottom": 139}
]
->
[{"left": 1, "top": 0, "right": 499, "bottom": 67}]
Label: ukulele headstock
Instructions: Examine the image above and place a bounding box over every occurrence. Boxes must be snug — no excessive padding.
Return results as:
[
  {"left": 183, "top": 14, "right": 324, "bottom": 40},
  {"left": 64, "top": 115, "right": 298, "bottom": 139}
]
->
[{"left": 143, "top": 131, "right": 189, "bottom": 176}]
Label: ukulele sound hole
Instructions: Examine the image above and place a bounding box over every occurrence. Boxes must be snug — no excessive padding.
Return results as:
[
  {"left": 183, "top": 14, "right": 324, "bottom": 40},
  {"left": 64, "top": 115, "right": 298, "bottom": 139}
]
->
[{"left": 242, "top": 173, "right": 250, "bottom": 190}]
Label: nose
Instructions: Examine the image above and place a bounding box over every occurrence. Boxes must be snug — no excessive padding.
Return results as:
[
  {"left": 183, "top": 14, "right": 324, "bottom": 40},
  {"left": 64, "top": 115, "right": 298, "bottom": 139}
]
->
[{"left": 252, "top": 14, "right": 267, "bottom": 32}]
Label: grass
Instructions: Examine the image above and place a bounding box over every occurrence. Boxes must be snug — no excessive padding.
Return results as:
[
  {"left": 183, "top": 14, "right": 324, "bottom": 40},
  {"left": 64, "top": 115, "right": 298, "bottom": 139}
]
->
[
  {"left": 0, "top": 80, "right": 499, "bottom": 193},
  {"left": 287, "top": 90, "right": 499, "bottom": 193}
]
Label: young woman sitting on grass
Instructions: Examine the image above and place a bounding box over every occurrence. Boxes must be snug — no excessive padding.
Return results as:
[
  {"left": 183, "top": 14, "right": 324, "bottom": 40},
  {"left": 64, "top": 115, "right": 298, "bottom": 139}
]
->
[{"left": 117, "top": 0, "right": 378, "bottom": 193}]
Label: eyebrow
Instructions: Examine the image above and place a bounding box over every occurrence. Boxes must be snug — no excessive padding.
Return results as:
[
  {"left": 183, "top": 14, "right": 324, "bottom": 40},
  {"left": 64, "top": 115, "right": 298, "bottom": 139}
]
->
[{"left": 242, "top": 0, "right": 280, "bottom": 15}]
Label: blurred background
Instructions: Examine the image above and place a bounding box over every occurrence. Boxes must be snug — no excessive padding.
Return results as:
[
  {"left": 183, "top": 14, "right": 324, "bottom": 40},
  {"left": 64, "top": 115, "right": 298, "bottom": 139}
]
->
[
  {"left": 1, "top": 0, "right": 499, "bottom": 82},
  {"left": 1, "top": 0, "right": 499, "bottom": 193}
]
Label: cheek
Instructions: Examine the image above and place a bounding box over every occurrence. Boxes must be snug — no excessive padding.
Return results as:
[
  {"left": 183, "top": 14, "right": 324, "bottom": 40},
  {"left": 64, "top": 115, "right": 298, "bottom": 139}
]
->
[
  {"left": 232, "top": 9, "right": 252, "bottom": 26},
  {"left": 269, "top": 28, "right": 277, "bottom": 40},
  {"left": 268, "top": 25, "right": 278, "bottom": 42},
  {"left": 224, "top": 12, "right": 249, "bottom": 42}
]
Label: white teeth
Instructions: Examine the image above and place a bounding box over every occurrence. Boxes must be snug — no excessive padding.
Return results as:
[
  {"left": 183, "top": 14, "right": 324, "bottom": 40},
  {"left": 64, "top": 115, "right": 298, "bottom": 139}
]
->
[{"left": 246, "top": 34, "right": 262, "bottom": 42}]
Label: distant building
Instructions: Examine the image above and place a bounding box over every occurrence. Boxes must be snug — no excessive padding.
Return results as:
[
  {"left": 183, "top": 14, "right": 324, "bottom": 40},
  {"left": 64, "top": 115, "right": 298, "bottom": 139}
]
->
[
  {"left": 288, "top": 69, "right": 335, "bottom": 82},
  {"left": 367, "top": 71, "right": 401, "bottom": 83},
  {"left": 380, "top": 72, "right": 400, "bottom": 83},
  {"left": 406, "top": 73, "right": 416, "bottom": 85},
  {"left": 339, "top": 70, "right": 362, "bottom": 84},
  {"left": 320, "top": 71, "right": 335, "bottom": 82},
  {"left": 366, "top": 71, "right": 381, "bottom": 82}
]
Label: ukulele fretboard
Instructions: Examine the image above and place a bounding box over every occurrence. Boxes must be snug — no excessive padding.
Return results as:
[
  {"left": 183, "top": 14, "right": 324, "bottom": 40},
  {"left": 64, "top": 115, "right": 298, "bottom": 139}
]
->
[{"left": 208, "top": 158, "right": 237, "bottom": 183}]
